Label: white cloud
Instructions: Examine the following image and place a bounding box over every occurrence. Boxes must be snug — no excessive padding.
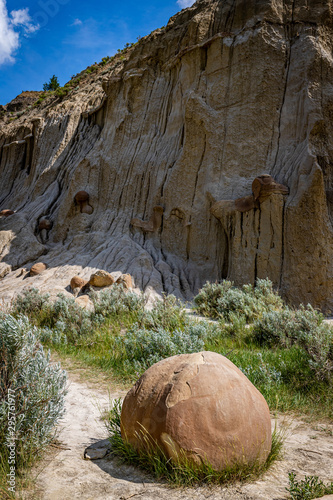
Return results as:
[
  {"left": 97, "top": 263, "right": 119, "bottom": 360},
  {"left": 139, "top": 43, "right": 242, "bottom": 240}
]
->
[
  {"left": 0, "top": 0, "right": 39, "bottom": 65},
  {"left": 11, "top": 8, "right": 39, "bottom": 34},
  {"left": 71, "top": 18, "right": 82, "bottom": 27},
  {"left": 177, "top": 0, "right": 196, "bottom": 8}
]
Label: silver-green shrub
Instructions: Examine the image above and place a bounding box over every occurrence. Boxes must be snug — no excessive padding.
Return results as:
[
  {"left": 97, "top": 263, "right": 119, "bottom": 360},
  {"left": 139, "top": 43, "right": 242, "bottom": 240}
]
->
[
  {"left": 194, "top": 278, "right": 283, "bottom": 321},
  {"left": 12, "top": 287, "right": 50, "bottom": 316},
  {"left": 119, "top": 322, "right": 208, "bottom": 371},
  {"left": 0, "top": 314, "right": 67, "bottom": 470},
  {"left": 253, "top": 305, "right": 333, "bottom": 381},
  {"left": 91, "top": 285, "right": 144, "bottom": 317}
]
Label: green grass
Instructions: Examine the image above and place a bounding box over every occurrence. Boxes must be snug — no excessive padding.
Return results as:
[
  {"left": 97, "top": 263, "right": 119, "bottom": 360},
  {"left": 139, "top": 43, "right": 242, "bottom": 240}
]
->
[{"left": 106, "top": 399, "right": 284, "bottom": 486}]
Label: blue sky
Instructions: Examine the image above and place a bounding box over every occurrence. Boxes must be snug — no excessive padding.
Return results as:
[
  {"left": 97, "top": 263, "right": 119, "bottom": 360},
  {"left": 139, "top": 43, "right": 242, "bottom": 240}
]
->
[{"left": 0, "top": 0, "right": 195, "bottom": 105}]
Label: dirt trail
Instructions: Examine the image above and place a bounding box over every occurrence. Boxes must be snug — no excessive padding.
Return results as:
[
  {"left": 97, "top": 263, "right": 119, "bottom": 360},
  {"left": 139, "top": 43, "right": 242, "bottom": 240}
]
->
[{"left": 27, "top": 371, "right": 333, "bottom": 500}]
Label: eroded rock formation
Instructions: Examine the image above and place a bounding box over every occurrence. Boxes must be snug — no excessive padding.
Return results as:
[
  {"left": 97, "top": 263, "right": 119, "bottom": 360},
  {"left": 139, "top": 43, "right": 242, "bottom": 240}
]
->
[{"left": 1, "top": 0, "right": 333, "bottom": 309}]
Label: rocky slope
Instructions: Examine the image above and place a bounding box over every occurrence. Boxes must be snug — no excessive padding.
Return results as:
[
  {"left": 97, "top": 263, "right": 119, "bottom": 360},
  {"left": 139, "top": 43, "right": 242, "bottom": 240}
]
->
[{"left": 1, "top": 0, "right": 333, "bottom": 309}]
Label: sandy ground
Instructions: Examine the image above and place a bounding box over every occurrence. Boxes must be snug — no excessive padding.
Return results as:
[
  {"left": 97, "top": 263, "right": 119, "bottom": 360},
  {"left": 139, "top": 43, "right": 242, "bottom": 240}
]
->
[{"left": 22, "top": 365, "right": 333, "bottom": 500}]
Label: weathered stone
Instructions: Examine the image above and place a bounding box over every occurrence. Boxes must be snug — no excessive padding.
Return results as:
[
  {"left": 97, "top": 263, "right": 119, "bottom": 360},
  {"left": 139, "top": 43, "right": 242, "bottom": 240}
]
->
[
  {"left": 30, "top": 262, "right": 47, "bottom": 276},
  {"left": 89, "top": 270, "right": 115, "bottom": 287},
  {"left": 74, "top": 191, "right": 93, "bottom": 214},
  {"left": 84, "top": 439, "right": 111, "bottom": 460},
  {"left": 116, "top": 274, "right": 133, "bottom": 289},
  {"left": 121, "top": 351, "right": 272, "bottom": 470},
  {"left": 75, "top": 295, "right": 95, "bottom": 312},
  {"left": 70, "top": 276, "right": 87, "bottom": 290},
  {"left": 39, "top": 219, "right": 52, "bottom": 231}
]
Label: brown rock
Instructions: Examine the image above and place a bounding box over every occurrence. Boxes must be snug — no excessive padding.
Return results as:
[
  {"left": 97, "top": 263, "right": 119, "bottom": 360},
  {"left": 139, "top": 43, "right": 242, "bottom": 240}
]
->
[
  {"left": 252, "top": 175, "right": 289, "bottom": 203},
  {"left": 121, "top": 351, "right": 272, "bottom": 470},
  {"left": 30, "top": 263, "right": 47, "bottom": 276},
  {"left": 89, "top": 270, "right": 115, "bottom": 287},
  {"left": 39, "top": 219, "right": 52, "bottom": 231},
  {"left": 74, "top": 191, "right": 93, "bottom": 214},
  {"left": 70, "top": 276, "right": 87, "bottom": 290},
  {"left": 116, "top": 274, "right": 133, "bottom": 289},
  {"left": 0, "top": 210, "right": 14, "bottom": 217}
]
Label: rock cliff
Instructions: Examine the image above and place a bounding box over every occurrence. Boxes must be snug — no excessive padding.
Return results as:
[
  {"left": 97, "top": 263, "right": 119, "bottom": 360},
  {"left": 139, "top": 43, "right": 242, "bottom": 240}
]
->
[{"left": 1, "top": 0, "right": 333, "bottom": 310}]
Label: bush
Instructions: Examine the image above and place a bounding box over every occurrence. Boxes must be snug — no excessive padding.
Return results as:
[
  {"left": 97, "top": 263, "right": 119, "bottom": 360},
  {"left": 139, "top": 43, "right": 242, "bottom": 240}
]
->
[
  {"left": 0, "top": 314, "right": 67, "bottom": 473},
  {"left": 194, "top": 279, "right": 283, "bottom": 322},
  {"left": 254, "top": 306, "right": 333, "bottom": 381},
  {"left": 118, "top": 322, "right": 208, "bottom": 373},
  {"left": 141, "top": 294, "right": 188, "bottom": 331},
  {"left": 12, "top": 287, "right": 50, "bottom": 316},
  {"left": 91, "top": 285, "right": 144, "bottom": 318}
]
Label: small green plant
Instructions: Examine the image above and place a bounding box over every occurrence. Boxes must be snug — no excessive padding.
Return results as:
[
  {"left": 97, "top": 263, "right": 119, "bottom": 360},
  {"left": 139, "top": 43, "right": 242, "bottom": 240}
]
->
[
  {"left": 55, "top": 86, "right": 70, "bottom": 99},
  {"left": 286, "top": 471, "right": 333, "bottom": 499},
  {"left": 107, "top": 399, "right": 284, "bottom": 486},
  {"left": 43, "top": 75, "right": 60, "bottom": 91}
]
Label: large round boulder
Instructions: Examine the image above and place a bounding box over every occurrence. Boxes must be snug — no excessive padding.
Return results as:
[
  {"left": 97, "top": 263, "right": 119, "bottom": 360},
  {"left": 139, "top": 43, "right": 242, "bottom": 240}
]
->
[{"left": 121, "top": 351, "right": 271, "bottom": 470}]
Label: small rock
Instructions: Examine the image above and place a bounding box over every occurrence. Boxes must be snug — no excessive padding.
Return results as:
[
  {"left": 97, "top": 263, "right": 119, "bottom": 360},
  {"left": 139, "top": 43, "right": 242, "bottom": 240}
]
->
[
  {"left": 116, "top": 273, "right": 133, "bottom": 289},
  {"left": 84, "top": 439, "right": 111, "bottom": 460},
  {"left": 89, "top": 270, "right": 115, "bottom": 287},
  {"left": 70, "top": 276, "right": 87, "bottom": 290},
  {"left": 30, "top": 262, "right": 47, "bottom": 276},
  {"left": 75, "top": 295, "right": 94, "bottom": 312}
]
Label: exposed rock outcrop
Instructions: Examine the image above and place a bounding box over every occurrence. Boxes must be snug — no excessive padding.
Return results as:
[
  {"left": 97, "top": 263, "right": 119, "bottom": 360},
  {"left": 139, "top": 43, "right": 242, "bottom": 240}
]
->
[
  {"left": 1, "top": 0, "right": 333, "bottom": 310},
  {"left": 121, "top": 351, "right": 272, "bottom": 469}
]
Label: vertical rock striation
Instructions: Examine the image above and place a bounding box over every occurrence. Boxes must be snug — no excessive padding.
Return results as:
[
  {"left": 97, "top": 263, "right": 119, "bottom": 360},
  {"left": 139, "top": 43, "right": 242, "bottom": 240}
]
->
[{"left": 1, "top": 0, "right": 333, "bottom": 310}]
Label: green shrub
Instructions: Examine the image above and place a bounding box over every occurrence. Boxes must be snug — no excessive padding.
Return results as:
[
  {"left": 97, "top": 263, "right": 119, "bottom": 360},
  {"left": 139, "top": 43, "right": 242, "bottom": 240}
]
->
[
  {"left": 0, "top": 314, "right": 67, "bottom": 477},
  {"left": 12, "top": 287, "right": 50, "bottom": 316},
  {"left": 91, "top": 285, "right": 144, "bottom": 318},
  {"left": 141, "top": 294, "right": 188, "bottom": 332},
  {"left": 286, "top": 471, "right": 333, "bottom": 499},
  {"left": 118, "top": 322, "right": 208, "bottom": 373},
  {"left": 194, "top": 278, "right": 283, "bottom": 322},
  {"left": 253, "top": 306, "right": 333, "bottom": 381},
  {"left": 55, "top": 86, "right": 69, "bottom": 99}
]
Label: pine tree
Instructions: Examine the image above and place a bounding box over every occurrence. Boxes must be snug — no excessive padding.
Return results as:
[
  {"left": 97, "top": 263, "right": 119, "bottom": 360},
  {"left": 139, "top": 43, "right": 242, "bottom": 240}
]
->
[{"left": 43, "top": 74, "right": 60, "bottom": 91}]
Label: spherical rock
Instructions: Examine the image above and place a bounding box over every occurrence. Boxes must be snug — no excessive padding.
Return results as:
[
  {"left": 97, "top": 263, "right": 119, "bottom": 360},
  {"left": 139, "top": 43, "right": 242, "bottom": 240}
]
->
[
  {"left": 116, "top": 273, "right": 133, "bottom": 289},
  {"left": 89, "top": 270, "right": 115, "bottom": 287},
  {"left": 30, "top": 262, "right": 47, "bottom": 276},
  {"left": 39, "top": 219, "right": 52, "bottom": 231},
  {"left": 121, "top": 351, "right": 272, "bottom": 470},
  {"left": 70, "top": 276, "right": 87, "bottom": 290}
]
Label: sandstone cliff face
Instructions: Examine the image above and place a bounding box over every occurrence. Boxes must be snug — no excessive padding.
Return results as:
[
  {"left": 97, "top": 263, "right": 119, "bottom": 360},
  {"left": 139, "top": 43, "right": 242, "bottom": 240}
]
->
[{"left": 1, "top": 0, "right": 333, "bottom": 310}]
